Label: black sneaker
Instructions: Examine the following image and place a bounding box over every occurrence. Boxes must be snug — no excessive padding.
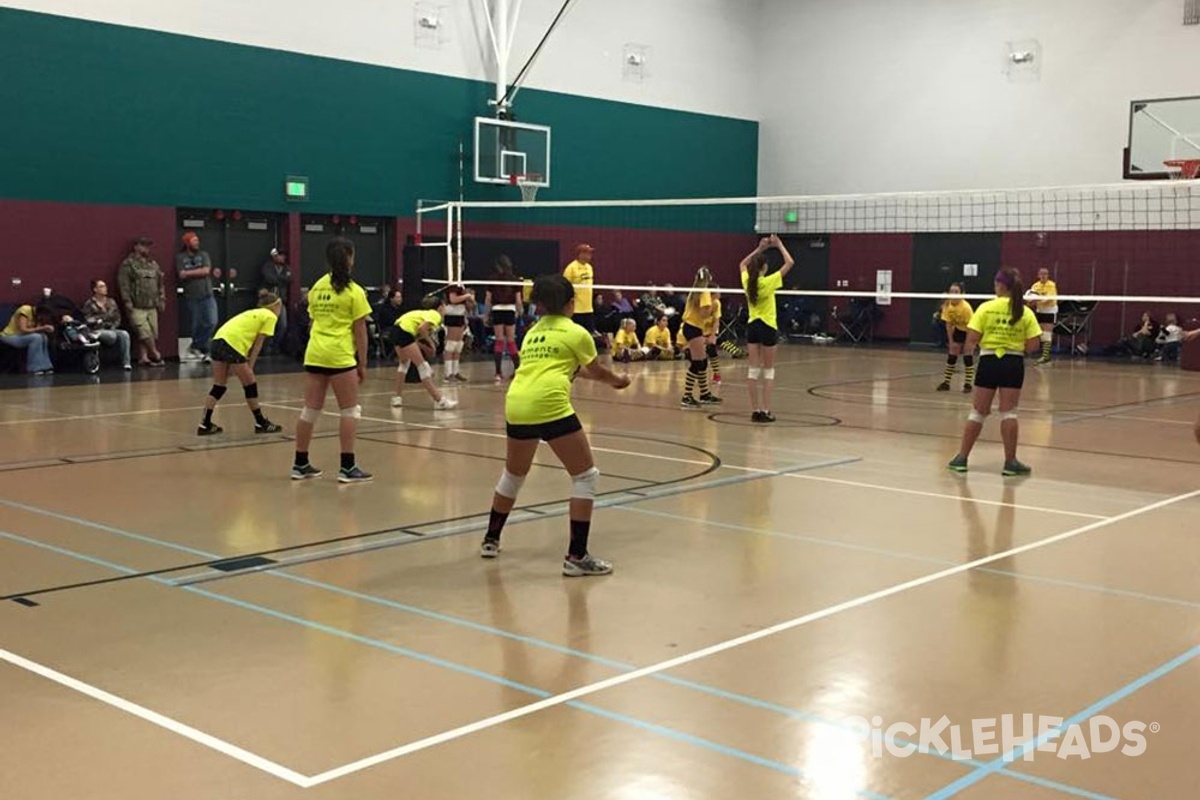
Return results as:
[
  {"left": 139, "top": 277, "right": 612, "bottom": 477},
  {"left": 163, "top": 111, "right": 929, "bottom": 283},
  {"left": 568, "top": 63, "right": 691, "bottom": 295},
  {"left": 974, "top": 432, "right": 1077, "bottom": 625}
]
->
[
  {"left": 751, "top": 411, "right": 767, "bottom": 423},
  {"left": 197, "top": 422, "right": 223, "bottom": 436},
  {"left": 1002, "top": 460, "right": 1032, "bottom": 477},
  {"left": 947, "top": 455, "right": 969, "bottom": 473},
  {"left": 760, "top": 411, "right": 776, "bottom": 423},
  {"left": 254, "top": 420, "right": 283, "bottom": 434},
  {"left": 291, "top": 463, "right": 323, "bottom": 480},
  {"left": 699, "top": 394, "right": 724, "bottom": 405},
  {"left": 338, "top": 465, "right": 374, "bottom": 484},
  {"left": 962, "top": 384, "right": 973, "bottom": 394},
  {"left": 936, "top": 382, "right": 951, "bottom": 392},
  {"left": 680, "top": 396, "right": 702, "bottom": 410}
]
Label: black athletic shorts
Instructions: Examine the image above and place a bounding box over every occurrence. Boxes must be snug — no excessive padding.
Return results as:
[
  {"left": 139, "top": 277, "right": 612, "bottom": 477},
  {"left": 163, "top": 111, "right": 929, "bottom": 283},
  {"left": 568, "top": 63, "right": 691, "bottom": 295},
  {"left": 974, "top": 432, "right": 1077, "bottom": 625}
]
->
[
  {"left": 746, "top": 319, "right": 779, "bottom": 347},
  {"left": 443, "top": 314, "right": 466, "bottom": 329},
  {"left": 209, "top": 338, "right": 246, "bottom": 364},
  {"left": 573, "top": 312, "right": 596, "bottom": 333},
  {"left": 974, "top": 354, "right": 1025, "bottom": 390},
  {"left": 392, "top": 329, "right": 417, "bottom": 349},
  {"left": 305, "top": 364, "right": 357, "bottom": 376},
  {"left": 491, "top": 310, "right": 517, "bottom": 326},
  {"left": 682, "top": 322, "right": 704, "bottom": 342},
  {"left": 506, "top": 414, "right": 583, "bottom": 442},
  {"left": 1035, "top": 312, "right": 1056, "bottom": 326},
  {"left": 951, "top": 328, "right": 968, "bottom": 345}
]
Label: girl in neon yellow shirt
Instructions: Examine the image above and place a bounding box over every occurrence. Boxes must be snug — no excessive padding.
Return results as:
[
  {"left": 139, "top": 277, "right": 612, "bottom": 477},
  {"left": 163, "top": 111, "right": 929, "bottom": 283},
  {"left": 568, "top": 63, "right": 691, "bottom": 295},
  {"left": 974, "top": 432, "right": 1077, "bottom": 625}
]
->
[
  {"left": 740, "top": 234, "right": 795, "bottom": 423},
  {"left": 391, "top": 302, "right": 457, "bottom": 410},
  {"left": 198, "top": 289, "right": 283, "bottom": 436},
  {"left": 480, "top": 274, "right": 630, "bottom": 576}
]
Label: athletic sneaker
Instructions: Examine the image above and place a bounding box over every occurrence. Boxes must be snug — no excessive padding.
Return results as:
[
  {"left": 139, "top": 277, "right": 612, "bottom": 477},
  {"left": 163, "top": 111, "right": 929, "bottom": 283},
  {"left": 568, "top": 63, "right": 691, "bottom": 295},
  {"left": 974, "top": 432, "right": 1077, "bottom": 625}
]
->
[
  {"left": 453, "top": 374, "right": 469, "bottom": 383},
  {"left": 936, "top": 382, "right": 951, "bottom": 392},
  {"left": 711, "top": 374, "right": 722, "bottom": 385},
  {"left": 751, "top": 410, "right": 767, "bottom": 423},
  {"left": 760, "top": 411, "right": 777, "bottom": 423},
  {"left": 254, "top": 420, "right": 282, "bottom": 434},
  {"left": 291, "top": 463, "right": 323, "bottom": 480},
  {"left": 947, "top": 455, "right": 969, "bottom": 473},
  {"left": 434, "top": 396, "right": 459, "bottom": 410},
  {"left": 699, "top": 394, "right": 724, "bottom": 405},
  {"left": 962, "top": 384, "right": 973, "bottom": 394},
  {"left": 1002, "top": 459, "right": 1032, "bottom": 477},
  {"left": 562, "top": 553, "right": 613, "bottom": 577},
  {"left": 390, "top": 395, "right": 404, "bottom": 407},
  {"left": 338, "top": 465, "right": 373, "bottom": 483},
  {"left": 197, "top": 422, "right": 223, "bottom": 436},
  {"left": 680, "top": 396, "right": 702, "bottom": 410},
  {"left": 480, "top": 539, "right": 501, "bottom": 558}
]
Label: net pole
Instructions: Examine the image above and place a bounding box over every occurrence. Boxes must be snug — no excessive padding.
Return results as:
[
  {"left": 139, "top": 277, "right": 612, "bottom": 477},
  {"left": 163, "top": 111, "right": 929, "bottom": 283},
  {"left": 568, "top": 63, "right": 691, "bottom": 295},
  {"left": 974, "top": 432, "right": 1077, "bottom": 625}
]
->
[
  {"left": 455, "top": 203, "right": 464, "bottom": 282},
  {"left": 445, "top": 203, "right": 455, "bottom": 285}
]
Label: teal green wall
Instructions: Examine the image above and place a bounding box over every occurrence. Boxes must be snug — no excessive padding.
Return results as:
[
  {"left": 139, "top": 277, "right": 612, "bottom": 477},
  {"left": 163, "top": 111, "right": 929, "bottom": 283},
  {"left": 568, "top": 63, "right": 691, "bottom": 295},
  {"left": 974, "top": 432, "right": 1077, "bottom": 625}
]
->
[{"left": 0, "top": 8, "right": 757, "bottom": 217}]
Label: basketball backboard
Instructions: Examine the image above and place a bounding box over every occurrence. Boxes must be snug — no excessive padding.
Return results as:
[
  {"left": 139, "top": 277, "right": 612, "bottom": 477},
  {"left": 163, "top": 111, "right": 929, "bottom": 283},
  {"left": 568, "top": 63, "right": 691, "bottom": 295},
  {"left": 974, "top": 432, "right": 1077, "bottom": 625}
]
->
[
  {"left": 1125, "top": 95, "right": 1200, "bottom": 179},
  {"left": 474, "top": 117, "right": 550, "bottom": 186}
]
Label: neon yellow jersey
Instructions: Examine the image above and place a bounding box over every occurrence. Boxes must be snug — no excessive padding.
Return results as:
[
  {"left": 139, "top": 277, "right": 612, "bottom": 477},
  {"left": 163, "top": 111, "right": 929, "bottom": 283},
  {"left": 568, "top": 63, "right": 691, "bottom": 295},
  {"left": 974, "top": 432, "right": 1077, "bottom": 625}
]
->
[
  {"left": 563, "top": 260, "right": 594, "bottom": 313},
  {"left": 397, "top": 309, "right": 442, "bottom": 336},
  {"left": 506, "top": 315, "right": 597, "bottom": 425},
  {"left": 682, "top": 290, "right": 713, "bottom": 329},
  {"left": 2, "top": 305, "right": 34, "bottom": 337},
  {"left": 614, "top": 328, "right": 641, "bottom": 352},
  {"left": 1028, "top": 279, "right": 1059, "bottom": 312},
  {"left": 742, "top": 270, "right": 784, "bottom": 329},
  {"left": 214, "top": 308, "right": 277, "bottom": 356},
  {"left": 644, "top": 326, "right": 672, "bottom": 349},
  {"left": 703, "top": 297, "right": 722, "bottom": 336},
  {"left": 304, "top": 274, "right": 371, "bottom": 369},
  {"left": 968, "top": 298, "right": 1041, "bottom": 357},
  {"left": 940, "top": 300, "right": 973, "bottom": 332}
]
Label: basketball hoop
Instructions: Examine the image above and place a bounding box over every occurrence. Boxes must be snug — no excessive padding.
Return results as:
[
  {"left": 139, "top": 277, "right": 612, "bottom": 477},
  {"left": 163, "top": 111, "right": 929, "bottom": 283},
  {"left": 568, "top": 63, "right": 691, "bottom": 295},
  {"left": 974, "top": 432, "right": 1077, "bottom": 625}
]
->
[
  {"left": 510, "top": 173, "right": 542, "bottom": 202},
  {"left": 1164, "top": 159, "right": 1200, "bottom": 180}
]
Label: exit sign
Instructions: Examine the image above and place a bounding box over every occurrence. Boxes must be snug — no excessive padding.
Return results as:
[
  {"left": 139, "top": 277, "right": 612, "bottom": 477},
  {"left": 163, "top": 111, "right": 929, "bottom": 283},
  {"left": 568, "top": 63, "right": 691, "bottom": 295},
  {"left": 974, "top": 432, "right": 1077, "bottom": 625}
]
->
[
  {"left": 285, "top": 176, "right": 309, "bottom": 202},
  {"left": 785, "top": 210, "right": 799, "bottom": 224}
]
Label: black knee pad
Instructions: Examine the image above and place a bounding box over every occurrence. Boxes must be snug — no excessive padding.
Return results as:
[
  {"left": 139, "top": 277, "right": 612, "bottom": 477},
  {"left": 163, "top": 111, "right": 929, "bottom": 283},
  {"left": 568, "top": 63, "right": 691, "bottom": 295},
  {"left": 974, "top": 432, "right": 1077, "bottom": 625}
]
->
[
  {"left": 946, "top": 355, "right": 959, "bottom": 365},
  {"left": 243, "top": 382, "right": 259, "bottom": 400},
  {"left": 689, "top": 359, "right": 706, "bottom": 375},
  {"left": 963, "top": 355, "right": 975, "bottom": 366},
  {"left": 706, "top": 343, "right": 719, "bottom": 358},
  {"left": 209, "top": 384, "right": 228, "bottom": 401}
]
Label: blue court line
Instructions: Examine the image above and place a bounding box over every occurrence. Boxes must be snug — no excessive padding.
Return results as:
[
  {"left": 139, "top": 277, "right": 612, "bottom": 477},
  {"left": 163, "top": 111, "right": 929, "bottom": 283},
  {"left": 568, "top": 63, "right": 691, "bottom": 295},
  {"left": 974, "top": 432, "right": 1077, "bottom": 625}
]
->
[
  {"left": 0, "top": 529, "right": 902, "bottom": 798},
  {"left": 0, "top": 530, "right": 1128, "bottom": 800},
  {"left": 923, "top": 644, "right": 1200, "bottom": 800}
]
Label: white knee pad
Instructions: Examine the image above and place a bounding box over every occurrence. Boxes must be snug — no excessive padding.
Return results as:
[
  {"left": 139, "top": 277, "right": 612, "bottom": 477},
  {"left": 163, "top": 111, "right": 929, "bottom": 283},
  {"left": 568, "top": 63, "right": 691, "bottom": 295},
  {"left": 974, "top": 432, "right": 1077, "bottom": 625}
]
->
[
  {"left": 968, "top": 409, "right": 988, "bottom": 424},
  {"left": 1041, "top": 332, "right": 1053, "bottom": 342},
  {"left": 747, "top": 367, "right": 762, "bottom": 380},
  {"left": 495, "top": 469, "right": 526, "bottom": 499},
  {"left": 445, "top": 339, "right": 463, "bottom": 354},
  {"left": 764, "top": 368, "right": 776, "bottom": 381},
  {"left": 299, "top": 406, "right": 321, "bottom": 423},
  {"left": 397, "top": 361, "right": 410, "bottom": 373},
  {"left": 340, "top": 405, "right": 362, "bottom": 419},
  {"left": 570, "top": 467, "right": 600, "bottom": 500},
  {"left": 417, "top": 361, "right": 434, "bottom": 380},
  {"left": 1001, "top": 410, "right": 1019, "bottom": 421}
]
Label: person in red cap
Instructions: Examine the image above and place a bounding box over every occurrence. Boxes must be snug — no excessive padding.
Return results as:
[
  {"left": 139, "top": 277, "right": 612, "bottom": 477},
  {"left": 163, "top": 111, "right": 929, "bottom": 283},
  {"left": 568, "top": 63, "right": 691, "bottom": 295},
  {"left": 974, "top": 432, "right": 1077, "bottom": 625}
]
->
[
  {"left": 563, "top": 243, "right": 609, "bottom": 361},
  {"left": 177, "top": 231, "right": 218, "bottom": 362}
]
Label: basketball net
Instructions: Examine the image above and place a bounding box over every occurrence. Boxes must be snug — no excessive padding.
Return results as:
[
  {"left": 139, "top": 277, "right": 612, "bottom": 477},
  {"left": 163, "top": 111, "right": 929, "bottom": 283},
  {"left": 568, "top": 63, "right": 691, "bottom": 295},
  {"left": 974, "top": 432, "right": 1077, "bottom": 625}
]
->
[{"left": 511, "top": 173, "right": 541, "bottom": 202}]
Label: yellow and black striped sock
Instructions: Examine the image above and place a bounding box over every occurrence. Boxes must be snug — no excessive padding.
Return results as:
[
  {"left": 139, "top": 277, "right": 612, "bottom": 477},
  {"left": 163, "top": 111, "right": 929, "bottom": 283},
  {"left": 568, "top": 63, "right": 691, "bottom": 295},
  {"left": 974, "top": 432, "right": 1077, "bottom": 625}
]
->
[
  {"left": 943, "top": 355, "right": 958, "bottom": 384},
  {"left": 709, "top": 350, "right": 721, "bottom": 382},
  {"left": 1040, "top": 339, "right": 1051, "bottom": 361},
  {"left": 684, "top": 367, "right": 698, "bottom": 399},
  {"left": 697, "top": 365, "right": 710, "bottom": 398},
  {"left": 963, "top": 355, "right": 976, "bottom": 386}
]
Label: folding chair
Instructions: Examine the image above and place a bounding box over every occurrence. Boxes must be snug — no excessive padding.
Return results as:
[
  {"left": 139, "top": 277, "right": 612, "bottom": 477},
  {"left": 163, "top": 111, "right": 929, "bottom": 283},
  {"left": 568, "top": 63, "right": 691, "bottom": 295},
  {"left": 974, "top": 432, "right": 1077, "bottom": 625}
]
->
[
  {"left": 1053, "top": 300, "right": 1098, "bottom": 356},
  {"left": 833, "top": 298, "right": 879, "bottom": 343}
]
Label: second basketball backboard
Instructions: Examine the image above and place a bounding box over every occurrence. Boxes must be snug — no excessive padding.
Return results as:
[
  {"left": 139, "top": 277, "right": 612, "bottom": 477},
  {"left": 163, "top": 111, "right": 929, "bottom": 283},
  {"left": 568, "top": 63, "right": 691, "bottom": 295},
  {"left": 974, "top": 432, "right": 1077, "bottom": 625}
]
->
[
  {"left": 1126, "top": 95, "right": 1200, "bottom": 179},
  {"left": 474, "top": 117, "right": 551, "bottom": 186}
]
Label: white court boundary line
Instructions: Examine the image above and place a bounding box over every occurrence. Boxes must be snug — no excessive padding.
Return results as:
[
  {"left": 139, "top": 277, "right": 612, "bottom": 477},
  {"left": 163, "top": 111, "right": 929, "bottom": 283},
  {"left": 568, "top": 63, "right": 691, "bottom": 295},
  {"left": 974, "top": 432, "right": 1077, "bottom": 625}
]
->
[
  {"left": 0, "top": 648, "right": 313, "bottom": 787},
  {"left": 302, "top": 487, "right": 1199, "bottom": 787}
]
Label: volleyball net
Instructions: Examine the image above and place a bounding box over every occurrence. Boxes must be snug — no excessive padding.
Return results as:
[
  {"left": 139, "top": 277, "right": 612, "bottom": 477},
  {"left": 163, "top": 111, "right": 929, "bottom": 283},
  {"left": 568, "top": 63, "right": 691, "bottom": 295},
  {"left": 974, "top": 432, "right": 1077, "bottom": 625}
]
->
[{"left": 414, "top": 180, "right": 1200, "bottom": 348}]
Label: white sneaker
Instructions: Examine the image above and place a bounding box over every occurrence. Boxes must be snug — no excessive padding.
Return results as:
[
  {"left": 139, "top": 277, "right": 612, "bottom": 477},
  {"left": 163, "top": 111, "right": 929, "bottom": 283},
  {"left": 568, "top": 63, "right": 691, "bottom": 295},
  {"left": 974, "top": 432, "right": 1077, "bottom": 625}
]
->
[
  {"left": 390, "top": 395, "right": 404, "bottom": 407},
  {"left": 434, "top": 397, "right": 458, "bottom": 410}
]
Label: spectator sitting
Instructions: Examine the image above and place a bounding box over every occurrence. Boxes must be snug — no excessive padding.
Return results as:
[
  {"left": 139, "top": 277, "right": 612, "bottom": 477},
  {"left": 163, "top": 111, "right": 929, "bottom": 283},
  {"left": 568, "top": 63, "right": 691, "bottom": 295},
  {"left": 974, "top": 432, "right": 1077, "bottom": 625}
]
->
[
  {"left": 614, "top": 319, "right": 647, "bottom": 362},
  {"left": 376, "top": 288, "right": 403, "bottom": 332},
  {"left": 1157, "top": 313, "right": 1184, "bottom": 362},
  {"left": 83, "top": 279, "right": 133, "bottom": 370},
  {"left": 643, "top": 315, "right": 676, "bottom": 360},
  {"left": 0, "top": 300, "right": 55, "bottom": 374},
  {"left": 1122, "top": 313, "right": 1160, "bottom": 359},
  {"left": 611, "top": 290, "right": 635, "bottom": 315}
]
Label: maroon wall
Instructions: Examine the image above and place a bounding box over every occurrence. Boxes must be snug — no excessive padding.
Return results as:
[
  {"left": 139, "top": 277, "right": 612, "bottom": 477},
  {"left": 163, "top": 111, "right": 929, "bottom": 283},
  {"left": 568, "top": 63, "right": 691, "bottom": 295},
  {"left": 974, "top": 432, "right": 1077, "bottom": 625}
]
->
[
  {"left": 828, "top": 234, "right": 913, "bottom": 340},
  {"left": 0, "top": 200, "right": 179, "bottom": 355}
]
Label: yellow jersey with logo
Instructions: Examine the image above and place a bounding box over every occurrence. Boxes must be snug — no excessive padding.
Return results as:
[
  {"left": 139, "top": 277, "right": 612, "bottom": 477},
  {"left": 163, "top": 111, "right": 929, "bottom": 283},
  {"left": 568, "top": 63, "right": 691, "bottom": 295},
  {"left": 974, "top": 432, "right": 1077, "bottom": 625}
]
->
[
  {"left": 742, "top": 271, "right": 784, "bottom": 329},
  {"left": 940, "top": 300, "right": 973, "bottom": 332},
  {"left": 214, "top": 308, "right": 277, "bottom": 356},
  {"left": 644, "top": 325, "right": 672, "bottom": 350},
  {"left": 506, "top": 315, "right": 597, "bottom": 425},
  {"left": 968, "top": 298, "right": 1041, "bottom": 357},
  {"left": 304, "top": 274, "right": 371, "bottom": 369},
  {"left": 1028, "top": 279, "right": 1058, "bottom": 314},
  {"left": 563, "top": 260, "right": 594, "bottom": 313},
  {"left": 397, "top": 309, "right": 442, "bottom": 336}
]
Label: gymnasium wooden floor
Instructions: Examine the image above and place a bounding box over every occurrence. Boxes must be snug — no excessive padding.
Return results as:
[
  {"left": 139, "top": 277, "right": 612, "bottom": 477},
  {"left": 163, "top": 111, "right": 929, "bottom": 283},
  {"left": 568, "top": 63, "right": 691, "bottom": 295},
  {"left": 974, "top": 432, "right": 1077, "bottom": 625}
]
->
[{"left": 1, "top": 347, "right": 1197, "bottom": 800}]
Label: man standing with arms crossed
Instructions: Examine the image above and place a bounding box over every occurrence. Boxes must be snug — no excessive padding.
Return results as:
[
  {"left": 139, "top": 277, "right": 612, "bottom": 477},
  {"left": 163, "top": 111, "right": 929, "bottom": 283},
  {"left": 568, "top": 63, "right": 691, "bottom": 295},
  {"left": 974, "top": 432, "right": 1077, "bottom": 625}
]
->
[
  {"left": 177, "top": 231, "right": 218, "bottom": 362},
  {"left": 563, "top": 243, "right": 611, "bottom": 363}
]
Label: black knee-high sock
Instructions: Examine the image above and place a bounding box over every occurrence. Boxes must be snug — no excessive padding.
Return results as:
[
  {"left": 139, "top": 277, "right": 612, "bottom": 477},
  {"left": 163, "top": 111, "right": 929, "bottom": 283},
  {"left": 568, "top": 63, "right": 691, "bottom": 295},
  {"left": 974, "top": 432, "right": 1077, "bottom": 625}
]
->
[
  {"left": 568, "top": 519, "right": 590, "bottom": 558},
  {"left": 493, "top": 351, "right": 503, "bottom": 375},
  {"left": 943, "top": 354, "right": 959, "bottom": 384},
  {"left": 485, "top": 508, "right": 509, "bottom": 542},
  {"left": 203, "top": 408, "right": 214, "bottom": 424}
]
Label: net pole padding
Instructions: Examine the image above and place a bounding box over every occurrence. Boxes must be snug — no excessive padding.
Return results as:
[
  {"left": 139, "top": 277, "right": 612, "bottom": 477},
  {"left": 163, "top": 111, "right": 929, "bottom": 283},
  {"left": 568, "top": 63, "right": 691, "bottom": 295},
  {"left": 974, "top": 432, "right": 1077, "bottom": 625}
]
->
[
  {"left": 444, "top": 203, "right": 455, "bottom": 285},
  {"left": 418, "top": 279, "right": 1200, "bottom": 305}
]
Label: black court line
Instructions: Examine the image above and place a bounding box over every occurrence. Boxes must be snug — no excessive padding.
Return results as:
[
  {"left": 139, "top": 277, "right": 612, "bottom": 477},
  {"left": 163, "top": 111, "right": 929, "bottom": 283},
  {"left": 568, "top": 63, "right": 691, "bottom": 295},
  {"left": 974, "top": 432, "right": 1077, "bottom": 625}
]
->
[
  {"left": 0, "top": 435, "right": 721, "bottom": 602},
  {"left": 707, "top": 411, "right": 841, "bottom": 428},
  {"left": 0, "top": 425, "right": 405, "bottom": 474}
]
